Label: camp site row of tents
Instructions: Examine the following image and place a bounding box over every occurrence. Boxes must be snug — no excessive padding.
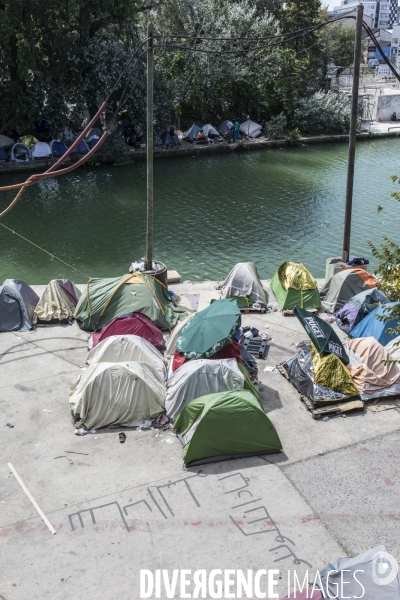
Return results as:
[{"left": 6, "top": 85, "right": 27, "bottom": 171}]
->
[
  {"left": 268, "top": 261, "right": 400, "bottom": 413},
  {"left": 181, "top": 118, "right": 263, "bottom": 142},
  {"left": 0, "top": 130, "right": 102, "bottom": 162},
  {"left": 0, "top": 265, "right": 282, "bottom": 467}
]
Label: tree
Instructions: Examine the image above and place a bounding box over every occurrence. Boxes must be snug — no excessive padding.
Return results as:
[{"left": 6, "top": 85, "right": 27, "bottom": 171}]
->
[{"left": 326, "top": 23, "right": 365, "bottom": 68}]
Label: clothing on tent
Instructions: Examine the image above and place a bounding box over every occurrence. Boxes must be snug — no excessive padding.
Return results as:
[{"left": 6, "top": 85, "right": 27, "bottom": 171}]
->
[
  {"left": 88, "top": 312, "right": 164, "bottom": 350},
  {"left": 33, "top": 279, "right": 81, "bottom": 324},
  {"left": 74, "top": 273, "right": 187, "bottom": 331},
  {"left": 176, "top": 298, "right": 241, "bottom": 359},
  {"left": 70, "top": 139, "right": 89, "bottom": 154},
  {"left": 320, "top": 268, "right": 377, "bottom": 313},
  {"left": 10, "top": 142, "right": 31, "bottom": 162},
  {"left": 0, "top": 134, "right": 14, "bottom": 149},
  {"left": 31, "top": 141, "right": 53, "bottom": 159},
  {"left": 0, "top": 279, "right": 39, "bottom": 332},
  {"left": 20, "top": 135, "right": 38, "bottom": 149},
  {"left": 239, "top": 119, "right": 262, "bottom": 138},
  {"left": 87, "top": 334, "right": 166, "bottom": 380},
  {"left": 293, "top": 306, "right": 349, "bottom": 364},
  {"left": 49, "top": 140, "right": 68, "bottom": 156},
  {"left": 350, "top": 302, "right": 400, "bottom": 345},
  {"left": 319, "top": 546, "right": 400, "bottom": 600},
  {"left": 281, "top": 341, "right": 358, "bottom": 408},
  {"left": 270, "top": 262, "right": 321, "bottom": 311},
  {"left": 336, "top": 287, "right": 389, "bottom": 333},
  {"left": 0, "top": 147, "right": 9, "bottom": 161},
  {"left": 386, "top": 335, "right": 400, "bottom": 361},
  {"left": 216, "top": 262, "right": 268, "bottom": 307},
  {"left": 347, "top": 337, "right": 400, "bottom": 398},
  {"left": 166, "top": 358, "right": 244, "bottom": 420},
  {"left": 174, "top": 389, "right": 282, "bottom": 467},
  {"left": 69, "top": 361, "right": 166, "bottom": 429}
]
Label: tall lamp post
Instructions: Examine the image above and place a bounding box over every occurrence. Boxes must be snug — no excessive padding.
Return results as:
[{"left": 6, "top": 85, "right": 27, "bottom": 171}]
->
[
  {"left": 342, "top": 3, "right": 364, "bottom": 262},
  {"left": 145, "top": 23, "right": 154, "bottom": 271}
]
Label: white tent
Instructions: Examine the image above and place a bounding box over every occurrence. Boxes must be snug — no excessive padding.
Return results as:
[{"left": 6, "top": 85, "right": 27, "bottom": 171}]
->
[
  {"left": 31, "top": 141, "right": 52, "bottom": 159},
  {"left": 0, "top": 134, "right": 14, "bottom": 149},
  {"left": 239, "top": 119, "right": 262, "bottom": 138},
  {"left": 165, "top": 314, "right": 194, "bottom": 358},
  {"left": 87, "top": 334, "right": 166, "bottom": 380},
  {"left": 202, "top": 124, "right": 222, "bottom": 140},
  {"left": 386, "top": 336, "right": 400, "bottom": 361},
  {"left": 165, "top": 358, "right": 244, "bottom": 420},
  {"left": 216, "top": 262, "right": 268, "bottom": 307},
  {"left": 10, "top": 142, "right": 31, "bottom": 162},
  {"left": 33, "top": 279, "right": 81, "bottom": 324},
  {"left": 69, "top": 362, "right": 166, "bottom": 429}
]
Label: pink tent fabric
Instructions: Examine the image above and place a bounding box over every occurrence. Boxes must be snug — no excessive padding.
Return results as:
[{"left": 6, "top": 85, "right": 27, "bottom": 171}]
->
[
  {"left": 88, "top": 312, "right": 164, "bottom": 350},
  {"left": 347, "top": 336, "right": 400, "bottom": 394}
]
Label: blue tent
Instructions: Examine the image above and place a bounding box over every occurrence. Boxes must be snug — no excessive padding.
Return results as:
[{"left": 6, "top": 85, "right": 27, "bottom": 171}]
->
[
  {"left": 70, "top": 139, "right": 89, "bottom": 154},
  {"left": 50, "top": 140, "right": 68, "bottom": 156},
  {"left": 350, "top": 302, "right": 400, "bottom": 345},
  {"left": 0, "top": 147, "right": 9, "bottom": 161},
  {"left": 87, "top": 136, "right": 99, "bottom": 149}
]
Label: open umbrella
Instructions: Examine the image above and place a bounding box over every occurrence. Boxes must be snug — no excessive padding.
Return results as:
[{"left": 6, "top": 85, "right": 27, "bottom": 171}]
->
[
  {"left": 176, "top": 298, "right": 241, "bottom": 359},
  {"left": 293, "top": 306, "right": 349, "bottom": 365}
]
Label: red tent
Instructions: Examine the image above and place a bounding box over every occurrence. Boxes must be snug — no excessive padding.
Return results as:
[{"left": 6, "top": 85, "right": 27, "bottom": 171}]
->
[
  {"left": 88, "top": 312, "right": 164, "bottom": 350},
  {"left": 171, "top": 340, "right": 244, "bottom": 372}
]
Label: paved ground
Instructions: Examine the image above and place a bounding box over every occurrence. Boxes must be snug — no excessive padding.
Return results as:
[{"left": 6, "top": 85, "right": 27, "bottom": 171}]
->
[{"left": 1, "top": 281, "right": 400, "bottom": 599}]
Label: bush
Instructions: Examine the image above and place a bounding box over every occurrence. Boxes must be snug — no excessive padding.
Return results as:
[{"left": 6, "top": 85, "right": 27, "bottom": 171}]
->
[
  {"left": 293, "top": 91, "right": 351, "bottom": 134},
  {"left": 286, "top": 128, "right": 302, "bottom": 145},
  {"left": 265, "top": 112, "right": 287, "bottom": 139}
]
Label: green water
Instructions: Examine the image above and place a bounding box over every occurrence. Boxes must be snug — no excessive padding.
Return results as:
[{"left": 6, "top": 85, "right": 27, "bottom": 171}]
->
[{"left": 0, "top": 139, "right": 399, "bottom": 283}]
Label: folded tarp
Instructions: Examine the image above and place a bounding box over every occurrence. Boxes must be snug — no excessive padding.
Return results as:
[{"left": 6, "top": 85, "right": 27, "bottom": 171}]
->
[
  {"left": 69, "top": 361, "right": 166, "bottom": 429},
  {"left": 239, "top": 119, "right": 262, "bottom": 137},
  {"left": 347, "top": 336, "right": 400, "bottom": 399},
  {"left": 216, "top": 262, "right": 268, "bottom": 307},
  {"left": 0, "top": 279, "right": 39, "bottom": 332},
  {"left": 33, "top": 279, "right": 81, "bottom": 324},
  {"left": 165, "top": 358, "right": 244, "bottom": 421},
  {"left": 86, "top": 334, "right": 166, "bottom": 380}
]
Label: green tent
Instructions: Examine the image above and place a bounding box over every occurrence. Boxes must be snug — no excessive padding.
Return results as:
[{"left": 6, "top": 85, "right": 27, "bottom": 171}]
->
[
  {"left": 174, "top": 390, "right": 282, "bottom": 467},
  {"left": 74, "top": 273, "right": 187, "bottom": 331},
  {"left": 270, "top": 262, "right": 321, "bottom": 311}
]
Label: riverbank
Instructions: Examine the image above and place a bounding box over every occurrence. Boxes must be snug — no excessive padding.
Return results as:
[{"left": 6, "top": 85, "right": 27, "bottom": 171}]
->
[
  {"left": 2, "top": 277, "right": 400, "bottom": 599},
  {"left": 1, "top": 126, "right": 399, "bottom": 175}
]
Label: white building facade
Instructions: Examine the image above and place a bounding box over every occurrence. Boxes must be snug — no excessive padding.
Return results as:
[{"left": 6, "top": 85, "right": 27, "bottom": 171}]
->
[{"left": 330, "top": 0, "right": 398, "bottom": 28}]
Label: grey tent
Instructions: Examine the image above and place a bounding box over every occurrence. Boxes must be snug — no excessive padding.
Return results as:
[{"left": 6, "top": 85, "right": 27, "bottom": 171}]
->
[
  {"left": 320, "top": 268, "right": 377, "bottom": 313},
  {"left": 216, "top": 262, "right": 268, "bottom": 308},
  {"left": 33, "top": 279, "right": 81, "bottom": 324},
  {"left": 0, "top": 279, "right": 39, "bottom": 332},
  {"left": 319, "top": 546, "right": 400, "bottom": 600}
]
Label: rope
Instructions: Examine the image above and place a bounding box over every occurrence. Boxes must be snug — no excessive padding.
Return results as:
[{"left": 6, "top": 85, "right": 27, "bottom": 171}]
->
[{"left": 0, "top": 222, "right": 91, "bottom": 279}]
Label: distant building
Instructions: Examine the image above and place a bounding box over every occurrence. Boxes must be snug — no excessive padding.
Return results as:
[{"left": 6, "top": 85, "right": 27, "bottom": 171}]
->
[{"left": 329, "top": 0, "right": 398, "bottom": 28}]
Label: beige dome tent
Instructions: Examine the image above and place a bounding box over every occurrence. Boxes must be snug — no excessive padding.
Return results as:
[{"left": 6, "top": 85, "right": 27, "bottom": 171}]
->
[
  {"left": 33, "top": 279, "right": 81, "bottom": 324},
  {"left": 86, "top": 334, "right": 166, "bottom": 380},
  {"left": 69, "top": 362, "right": 166, "bottom": 429},
  {"left": 165, "top": 358, "right": 244, "bottom": 421}
]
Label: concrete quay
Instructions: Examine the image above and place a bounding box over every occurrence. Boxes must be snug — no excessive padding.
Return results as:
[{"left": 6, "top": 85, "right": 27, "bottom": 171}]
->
[{"left": 1, "top": 280, "right": 400, "bottom": 599}]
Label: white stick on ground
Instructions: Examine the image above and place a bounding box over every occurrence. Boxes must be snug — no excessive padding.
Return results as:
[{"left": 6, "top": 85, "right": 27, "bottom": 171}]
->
[{"left": 7, "top": 463, "right": 56, "bottom": 535}]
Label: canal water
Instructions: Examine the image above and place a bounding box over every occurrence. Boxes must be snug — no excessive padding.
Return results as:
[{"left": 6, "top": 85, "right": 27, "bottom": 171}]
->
[{"left": 0, "top": 138, "right": 399, "bottom": 283}]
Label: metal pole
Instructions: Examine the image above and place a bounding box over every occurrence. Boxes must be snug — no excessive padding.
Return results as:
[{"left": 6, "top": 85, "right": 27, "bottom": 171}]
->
[
  {"left": 146, "top": 23, "right": 154, "bottom": 271},
  {"left": 342, "top": 3, "right": 363, "bottom": 262}
]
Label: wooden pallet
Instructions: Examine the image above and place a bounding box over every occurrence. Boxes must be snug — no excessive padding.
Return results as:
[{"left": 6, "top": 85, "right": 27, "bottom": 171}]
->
[
  {"left": 282, "top": 308, "right": 318, "bottom": 316},
  {"left": 276, "top": 364, "right": 364, "bottom": 419},
  {"left": 240, "top": 307, "right": 266, "bottom": 314}
]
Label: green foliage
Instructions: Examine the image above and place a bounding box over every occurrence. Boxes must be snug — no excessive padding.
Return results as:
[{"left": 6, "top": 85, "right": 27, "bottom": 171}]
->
[
  {"left": 286, "top": 127, "right": 301, "bottom": 144},
  {"left": 293, "top": 90, "right": 351, "bottom": 133},
  {"left": 265, "top": 112, "right": 286, "bottom": 139}
]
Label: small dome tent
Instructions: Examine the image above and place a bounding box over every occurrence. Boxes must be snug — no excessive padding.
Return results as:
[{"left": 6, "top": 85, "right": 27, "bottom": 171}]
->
[
  {"left": 216, "top": 262, "right": 268, "bottom": 308},
  {"left": 239, "top": 119, "right": 262, "bottom": 138},
  {"left": 70, "top": 138, "right": 89, "bottom": 154},
  {"left": 10, "top": 142, "right": 31, "bottom": 162},
  {"left": 88, "top": 312, "right": 164, "bottom": 351},
  {"left": 0, "top": 279, "right": 39, "bottom": 332},
  {"left": 49, "top": 140, "right": 68, "bottom": 156},
  {"left": 174, "top": 390, "right": 282, "bottom": 467},
  {"left": 0, "top": 134, "right": 14, "bottom": 149},
  {"left": 202, "top": 124, "right": 222, "bottom": 140},
  {"left": 0, "top": 147, "right": 9, "bottom": 161},
  {"left": 33, "top": 279, "right": 81, "bottom": 324},
  {"left": 320, "top": 268, "right": 377, "bottom": 313},
  {"left": 270, "top": 262, "right": 321, "bottom": 311},
  {"left": 335, "top": 287, "right": 389, "bottom": 333},
  {"left": 347, "top": 337, "right": 400, "bottom": 399},
  {"left": 165, "top": 358, "right": 244, "bottom": 420},
  {"left": 86, "top": 335, "right": 166, "bottom": 380},
  {"left": 181, "top": 124, "right": 203, "bottom": 141},
  {"left": 350, "top": 302, "right": 400, "bottom": 345},
  {"left": 31, "top": 141, "right": 52, "bottom": 159},
  {"left": 69, "top": 362, "right": 166, "bottom": 429}
]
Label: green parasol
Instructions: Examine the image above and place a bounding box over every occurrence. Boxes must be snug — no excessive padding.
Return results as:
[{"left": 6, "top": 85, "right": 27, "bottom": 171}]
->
[
  {"left": 176, "top": 298, "right": 241, "bottom": 359},
  {"left": 293, "top": 306, "right": 349, "bottom": 365}
]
